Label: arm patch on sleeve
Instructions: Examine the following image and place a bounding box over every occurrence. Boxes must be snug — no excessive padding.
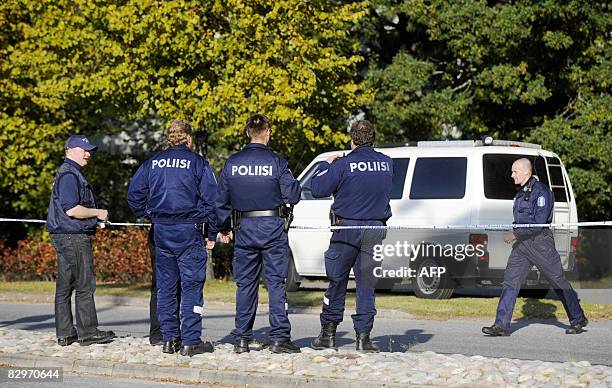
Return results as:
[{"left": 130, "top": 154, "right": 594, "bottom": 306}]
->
[{"left": 537, "top": 196, "right": 546, "bottom": 207}]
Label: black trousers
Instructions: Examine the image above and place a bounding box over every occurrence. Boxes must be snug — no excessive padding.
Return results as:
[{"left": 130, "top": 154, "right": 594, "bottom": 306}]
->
[
  {"left": 51, "top": 233, "right": 99, "bottom": 339},
  {"left": 148, "top": 226, "right": 180, "bottom": 341}
]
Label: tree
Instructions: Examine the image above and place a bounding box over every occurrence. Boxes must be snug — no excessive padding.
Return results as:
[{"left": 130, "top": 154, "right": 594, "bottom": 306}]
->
[
  {"left": 361, "top": 0, "right": 611, "bottom": 219},
  {"left": 0, "top": 0, "right": 369, "bottom": 223}
]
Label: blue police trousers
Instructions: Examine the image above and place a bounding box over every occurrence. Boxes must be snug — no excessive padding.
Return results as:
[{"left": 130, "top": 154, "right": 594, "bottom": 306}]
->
[
  {"left": 321, "top": 220, "right": 384, "bottom": 334},
  {"left": 232, "top": 217, "right": 291, "bottom": 341},
  {"left": 495, "top": 232, "right": 586, "bottom": 330},
  {"left": 154, "top": 223, "right": 206, "bottom": 346}
]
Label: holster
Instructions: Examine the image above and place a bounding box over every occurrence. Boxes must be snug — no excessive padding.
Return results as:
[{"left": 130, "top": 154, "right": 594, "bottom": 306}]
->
[
  {"left": 280, "top": 205, "right": 294, "bottom": 233},
  {"left": 231, "top": 210, "right": 241, "bottom": 231},
  {"left": 329, "top": 209, "right": 340, "bottom": 226}
]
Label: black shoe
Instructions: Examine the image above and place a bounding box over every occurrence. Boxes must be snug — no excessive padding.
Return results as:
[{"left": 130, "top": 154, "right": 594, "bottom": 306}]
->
[
  {"left": 247, "top": 338, "right": 269, "bottom": 351},
  {"left": 57, "top": 334, "right": 78, "bottom": 347},
  {"left": 482, "top": 324, "right": 511, "bottom": 337},
  {"left": 270, "top": 340, "right": 301, "bottom": 354},
  {"left": 311, "top": 322, "right": 338, "bottom": 350},
  {"left": 566, "top": 318, "right": 588, "bottom": 334},
  {"left": 162, "top": 338, "right": 181, "bottom": 354},
  {"left": 180, "top": 341, "right": 214, "bottom": 356},
  {"left": 234, "top": 338, "right": 249, "bottom": 354},
  {"left": 150, "top": 336, "right": 164, "bottom": 346},
  {"left": 355, "top": 332, "right": 379, "bottom": 353},
  {"left": 233, "top": 338, "right": 268, "bottom": 353},
  {"left": 79, "top": 330, "right": 116, "bottom": 346}
]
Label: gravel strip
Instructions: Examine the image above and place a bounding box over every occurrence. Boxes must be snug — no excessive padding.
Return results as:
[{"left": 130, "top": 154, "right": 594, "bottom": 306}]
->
[{"left": 0, "top": 328, "right": 610, "bottom": 387}]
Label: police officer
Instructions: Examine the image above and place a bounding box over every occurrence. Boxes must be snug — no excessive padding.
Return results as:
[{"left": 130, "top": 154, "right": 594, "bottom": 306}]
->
[
  {"left": 127, "top": 119, "right": 218, "bottom": 356},
  {"left": 310, "top": 120, "right": 392, "bottom": 353},
  {"left": 482, "top": 158, "right": 588, "bottom": 336},
  {"left": 216, "top": 114, "right": 301, "bottom": 354},
  {"left": 47, "top": 134, "right": 116, "bottom": 346}
]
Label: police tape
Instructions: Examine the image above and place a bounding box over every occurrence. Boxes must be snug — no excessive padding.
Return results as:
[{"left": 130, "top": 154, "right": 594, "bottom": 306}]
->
[
  {"left": 294, "top": 221, "right": 612, "bottom": 231},
  {"left": 0, "top": 217, "right": 611, "bottom": 230},
  {"left": 0, "top": 218, "right": 150, "bottom": 228}
]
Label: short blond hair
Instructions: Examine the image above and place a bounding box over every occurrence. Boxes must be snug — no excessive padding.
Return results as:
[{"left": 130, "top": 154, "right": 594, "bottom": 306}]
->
[{"left": 166, "top": 119, "right": 193, "bottom": 148}]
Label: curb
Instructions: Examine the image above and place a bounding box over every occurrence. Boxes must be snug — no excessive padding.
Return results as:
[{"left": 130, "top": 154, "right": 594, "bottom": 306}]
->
[{"left": 0, "top": 353, "right": 418, "bottom": 388}]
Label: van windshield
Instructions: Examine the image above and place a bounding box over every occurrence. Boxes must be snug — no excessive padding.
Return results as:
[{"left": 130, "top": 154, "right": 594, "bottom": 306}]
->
[{"left": 299, "top": 157, "right": 410, "bottom": 200}]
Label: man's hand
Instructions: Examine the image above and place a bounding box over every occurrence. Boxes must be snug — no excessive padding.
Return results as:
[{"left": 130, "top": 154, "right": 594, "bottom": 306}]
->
[
  {"left": 504, "top": 231, "right": 516, "bottom": 244},
  {"left": 219, "top": 231, "right": 233, "bottom": 244},
  {"left": 97, "top": 209, "right": 108, "bottom": 221},
  {"left": 205, "top": 239, "right": 215, "bottom": 250},
  {"left": 325, "top": 154, "right": 342, "bottom": 164}
]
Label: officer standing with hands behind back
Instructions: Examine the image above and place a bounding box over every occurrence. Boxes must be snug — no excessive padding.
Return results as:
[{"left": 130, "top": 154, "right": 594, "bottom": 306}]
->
[
  {"left": 216, "top": 113, "right": 302, "bottom": 354},
  {"left": 127, "top": 119, "right": 218, "bottom": 356},
  {"left": 482, "top": 158, "right": 588, "bottom": 336},
  {"left": 310, "top": 120, "right": 393, "bottom": 353}
]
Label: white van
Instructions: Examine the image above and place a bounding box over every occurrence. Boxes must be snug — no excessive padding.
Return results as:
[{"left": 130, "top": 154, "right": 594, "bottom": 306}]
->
[{"left": 287, "top": 139, "right": 579, "bottom": 299}]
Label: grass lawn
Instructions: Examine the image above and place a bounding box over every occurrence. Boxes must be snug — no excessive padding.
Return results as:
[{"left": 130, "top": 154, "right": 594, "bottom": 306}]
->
[{"left": 0, "top": 280, "right": 610, "bottom": 320}]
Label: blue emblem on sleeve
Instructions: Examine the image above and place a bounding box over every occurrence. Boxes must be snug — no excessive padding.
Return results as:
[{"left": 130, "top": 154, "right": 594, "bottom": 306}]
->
[{"left": 537, "top": 196, "right": 546, "bottom": 207}]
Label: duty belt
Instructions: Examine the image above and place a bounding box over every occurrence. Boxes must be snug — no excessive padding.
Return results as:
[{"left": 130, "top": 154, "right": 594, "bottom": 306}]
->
[
  {"left": 232, "top": 206, "right": 294, "bottom": 232},
  {"left": 238, "top": 209, "right": 282, "bottom": 218},
  {"left": 330, "top": 209, "right": 387, "bottom": 226}
]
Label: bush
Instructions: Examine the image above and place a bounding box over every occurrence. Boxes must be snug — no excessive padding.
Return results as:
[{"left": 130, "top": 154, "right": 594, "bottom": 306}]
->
[
  {"left": 0, "top": 227, "right": 238, "bottom": 283},
  {"left": 0, "top": 228, "right": 152, "bottom": 283}
]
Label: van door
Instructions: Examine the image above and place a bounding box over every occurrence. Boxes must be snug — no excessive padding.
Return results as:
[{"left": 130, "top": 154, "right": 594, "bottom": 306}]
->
[
  {"left": 545, "top": 156, "right": 572, "bottom": 269},
  {"left": 290, "top": 161, "right": 333, "bottom": 276},
  {"left": 290, "top": 157, "right": 412, "bottom": 277},
  {"left": 480, "top": 154, "right": 549, "bottom": 270}
]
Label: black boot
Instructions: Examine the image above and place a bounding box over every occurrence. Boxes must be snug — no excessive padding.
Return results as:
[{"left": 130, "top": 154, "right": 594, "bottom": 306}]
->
[
  {"left": 355, "top": 331, "right": 379, "bottom": 353},
  {"left": 311, "top": 322, "right": 338, "bottom": 350},
  {"left": 180, "top": 341, "right": 214, "bottom": 356},
  {"left": 566, "top": 318, "right": 588, "bottom": 334},
  {"left": 234, "top": 338, "right": 249, "bottom": 354},
  {"left": 269, "top": 339, "right": 301, "bottom": 354},
  {"left": 482, "top": 324, "right": 511, "bottom": 337},
  {"left": 162, "top": 338, "right": 181, "bottom": 354}
]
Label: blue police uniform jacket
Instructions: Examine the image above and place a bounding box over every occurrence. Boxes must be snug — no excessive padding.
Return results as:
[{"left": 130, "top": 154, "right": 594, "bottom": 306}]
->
[
  {"left": 310, "top": 146, "right": 393, "bottom": 220},
  {"left": 216, "top": 143, "right": 301, "bottom": 231},
  {"left": 127, "top": 145, "right": 218, "bottom": 240},
  {"left": 47, "top": 159, "right": 98, "bottom": 234},
  {"left": 513, "top": 176, "right": 554, "bottom": 239}
]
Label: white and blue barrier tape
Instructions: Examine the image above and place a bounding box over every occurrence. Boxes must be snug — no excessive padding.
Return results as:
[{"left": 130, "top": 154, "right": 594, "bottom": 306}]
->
[{"left": 1, "top": 217, "right": 610, "bottom": 231}]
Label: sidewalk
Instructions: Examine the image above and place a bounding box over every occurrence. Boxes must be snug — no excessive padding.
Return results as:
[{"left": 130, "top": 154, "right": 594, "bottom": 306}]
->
[{"left": 1, "top": 328, "right": 611, "bottom": 387}]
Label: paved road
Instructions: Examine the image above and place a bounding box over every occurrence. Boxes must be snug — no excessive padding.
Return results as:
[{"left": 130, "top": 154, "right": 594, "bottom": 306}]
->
[{"left": 0, "top": 301, "right": 610, "bottom": 366}]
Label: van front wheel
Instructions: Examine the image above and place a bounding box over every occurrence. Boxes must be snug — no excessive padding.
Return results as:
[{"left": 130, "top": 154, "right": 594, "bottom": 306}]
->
[
  {"left": 285, "top": 250, "right": 301, "bottom": 292},
  {"left": 412, "top": 258, "right": 455, "bottom": 299}
]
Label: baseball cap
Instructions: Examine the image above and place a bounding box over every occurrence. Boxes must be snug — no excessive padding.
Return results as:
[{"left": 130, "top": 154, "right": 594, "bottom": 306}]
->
[{"left": 65, "top": 134, "right": 98, "bottom": 151}]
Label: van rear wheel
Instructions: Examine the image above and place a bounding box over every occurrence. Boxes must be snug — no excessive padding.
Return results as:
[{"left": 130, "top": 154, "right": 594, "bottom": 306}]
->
[{"left": 412, "top": 258, "right": 455, "bottom": 299}]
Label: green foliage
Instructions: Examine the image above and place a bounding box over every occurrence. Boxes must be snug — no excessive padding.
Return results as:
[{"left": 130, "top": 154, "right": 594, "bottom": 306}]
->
[
  {"left": 363, "top": 0, "right": 611, "bottom": 219},
  {"left": 0, "top": 0, "right": 610, "bottom": 224},
  {"left": 0, "top": 0, "right": 368, "bottom": 222}
]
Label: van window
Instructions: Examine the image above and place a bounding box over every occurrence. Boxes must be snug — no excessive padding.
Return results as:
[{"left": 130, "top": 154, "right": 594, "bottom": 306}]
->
[
  {"left": 391, "top": 158, "right": 410, "bottom": 199},
  {"left": 483, "top": 154, "right": 549, "bottom": 200},
  {"left": 409, "top": 157, "right": 467, "bottom": 199},
  {"left": 299, "top": 161, "right": 332, "bottom": 200}
]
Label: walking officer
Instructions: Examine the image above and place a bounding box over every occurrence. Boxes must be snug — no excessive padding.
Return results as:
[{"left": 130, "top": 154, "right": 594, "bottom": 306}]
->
[
  {"left": 310, "top": 120, "right": 392, "bottom": 353},
  {"left": 482, "top": 158, "right": 588, "bottom": 336},
  {"left": 216, "top": 113, "right": 301, "bottom": 354},
  {"left": 127, "top": 119, "right": 218, "bottom": 356}
]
